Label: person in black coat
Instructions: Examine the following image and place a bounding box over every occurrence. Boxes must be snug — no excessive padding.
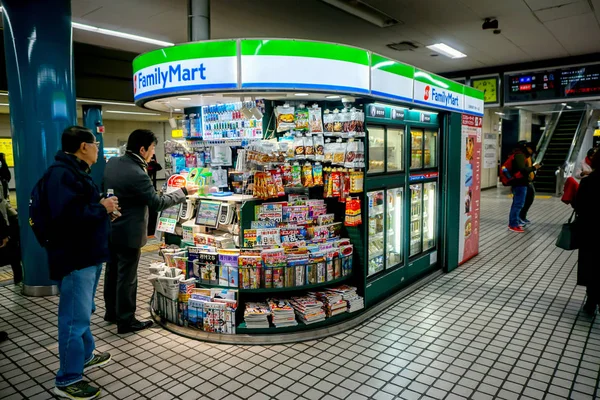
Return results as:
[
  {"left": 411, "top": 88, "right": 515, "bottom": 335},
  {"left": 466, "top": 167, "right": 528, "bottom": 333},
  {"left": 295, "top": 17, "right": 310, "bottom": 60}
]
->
[
  {"left": 43, "top": 126, "right": 119, "bottom": 399},
  {"left": 574, "top": 152, "right": 600, "bottom": 315},
  {"left": 0, "top": 153, "right": 11, "bottom": 201}
]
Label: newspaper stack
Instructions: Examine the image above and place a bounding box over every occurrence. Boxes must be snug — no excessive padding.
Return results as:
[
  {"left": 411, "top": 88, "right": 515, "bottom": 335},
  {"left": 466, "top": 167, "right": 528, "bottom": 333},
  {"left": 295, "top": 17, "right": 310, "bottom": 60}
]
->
[
  {"left": 290, "top": 295, "right": 326, "bottom": 324},
  {"left": 328, "top": 285, "right": 364, "bottom": 313},
  {"left": 244, "top": 302, "right": 271, "bottom": 328},
  {"left": 268, "top": 299, "right": 298, "bottom": 328},
  {"left": 313, "top": 291, "right": 348, "bottom": 317}
]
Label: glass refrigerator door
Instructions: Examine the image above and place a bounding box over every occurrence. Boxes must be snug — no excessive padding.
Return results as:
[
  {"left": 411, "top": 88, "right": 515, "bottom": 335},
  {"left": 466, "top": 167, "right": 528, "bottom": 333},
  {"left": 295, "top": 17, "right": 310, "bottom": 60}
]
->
[
  {"left": 409, "top": 184, "right": 423, "bottom": 257},
  {"left": 368, "top": 126, "right": 385, "bottom": 174},
  {"left": 387, "top": 128, "right": 404, "bottom": 172},
  {"left": 387, "top": 188, "right": 403, "bottom": 268},
  {"left": 423, "top": 182, "right": 437, "bottom": 251},
  {"left": 411, "top": 129, "right": 424, "bottom": 169},
  {"left": 367, "top": 190, "right": 385, "bottom": 276},
  {"left": 424, "top": 130, "right": 438, "bottom": 168}
]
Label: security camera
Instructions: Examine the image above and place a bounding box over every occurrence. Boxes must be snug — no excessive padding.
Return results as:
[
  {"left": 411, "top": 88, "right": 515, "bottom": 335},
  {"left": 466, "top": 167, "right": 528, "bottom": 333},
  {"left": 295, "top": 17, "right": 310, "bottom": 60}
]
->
[
  {"left": 482, "top": 18, "right": 499, "bottom": 30},
  {"left": 494, "top": 29, "right": 502, "bottom": 35}
]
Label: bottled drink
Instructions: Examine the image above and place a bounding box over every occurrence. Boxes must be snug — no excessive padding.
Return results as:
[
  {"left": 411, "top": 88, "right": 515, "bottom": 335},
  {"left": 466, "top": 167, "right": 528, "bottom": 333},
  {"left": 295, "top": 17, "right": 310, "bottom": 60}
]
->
[{"left": 106, "top": 189, "right": 122, "bottom": 217}]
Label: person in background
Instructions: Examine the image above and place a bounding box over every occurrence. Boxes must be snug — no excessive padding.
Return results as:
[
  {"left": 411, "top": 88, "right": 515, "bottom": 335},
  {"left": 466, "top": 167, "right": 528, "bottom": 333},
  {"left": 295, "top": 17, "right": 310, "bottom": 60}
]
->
[
  {"left": 0, "top": 181, "right": 22, "bottom": 284},
  {"left": 0, "top": 153, "right": 11, "bottom": 201},
  {"left": 103, "top": 129, "right": 198, "bottom": 334},
  {"left": 519, "top": 141, "right": 537, "bottom": 225},
  {"left": 147, "top": 154, "right": 162, "bottom": 190},
  {"left": 43, "top": 126, "right": 117, "bottom": 399},
  {"left": 576, "top": 148, "right": 597, "bottom": 179},
  {"left": 574, "top": 151, "right": 600, "bottom": 315},
  {"left": 508, "top": 142, "right": 541, "bottom": 233}
]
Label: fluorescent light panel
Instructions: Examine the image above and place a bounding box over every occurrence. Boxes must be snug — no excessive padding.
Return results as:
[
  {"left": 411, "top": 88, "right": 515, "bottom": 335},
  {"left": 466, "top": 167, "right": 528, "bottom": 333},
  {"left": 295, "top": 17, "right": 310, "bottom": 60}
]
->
[
  {"left": 106, "top": 110, "right": 161, "bottom": 116},
  {"left": 77, "top": 99, "right": 136, "bottom": 107},
  {"left": 72, "top": 22, "right": 174, "bottom": 47},
  {"left": 426, "top": 43, "right": 467, "bottom": 59}
]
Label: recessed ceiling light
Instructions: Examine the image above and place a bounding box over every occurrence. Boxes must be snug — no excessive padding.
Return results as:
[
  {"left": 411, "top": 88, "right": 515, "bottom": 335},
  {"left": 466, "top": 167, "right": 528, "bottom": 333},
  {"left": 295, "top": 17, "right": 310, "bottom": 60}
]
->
[
  {"left": 0, "top": 103, "right": 9, "bottom": 106},
  {"left": 77, "top": 99, "right": 136, "bottom": 107},
  {"left": 177, "top": 97, "right": 191, "bottom": 101},
  {"left": 71, "top": 22, "right": 174, "bottom": 47},
  {"left": 561, "top": 103, "right": 567, "bottom": 106},
  {"left": 174, "top": 109, "right": 182, "bottom": 112},
  {"left": 426, "top": 43, "right": 467, "bottom": 59},
  {"left": 495, "top": 112, "right": 505, "bottom": 116},
  {"left": 105, "top": 110, "right": 161, "bottom": 116},
  {"left": 566, "top": 105, "right": 573, "bottom": 109},
  {"left": 326, "top": 95, "right": 341, "bottom": 99},
  {"left": 294, "top": 93, "right": 309, "bottom": 97}
]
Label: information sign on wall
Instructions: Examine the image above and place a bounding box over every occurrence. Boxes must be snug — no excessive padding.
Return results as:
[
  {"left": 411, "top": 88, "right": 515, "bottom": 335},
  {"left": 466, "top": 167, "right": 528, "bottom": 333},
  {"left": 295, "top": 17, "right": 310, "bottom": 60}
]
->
[
  {"left": 459, "top": 114, "right": 482, "bottom": 265},
  {"left": 0, "top": 139, "right": 14, "bottom": 167}
]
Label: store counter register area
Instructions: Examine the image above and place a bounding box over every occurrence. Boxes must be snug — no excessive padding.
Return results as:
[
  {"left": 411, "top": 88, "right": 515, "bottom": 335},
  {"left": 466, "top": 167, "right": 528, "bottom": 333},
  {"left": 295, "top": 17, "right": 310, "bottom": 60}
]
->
[{"left": 135, "top": 38, "right": 483, "bottom": 340}]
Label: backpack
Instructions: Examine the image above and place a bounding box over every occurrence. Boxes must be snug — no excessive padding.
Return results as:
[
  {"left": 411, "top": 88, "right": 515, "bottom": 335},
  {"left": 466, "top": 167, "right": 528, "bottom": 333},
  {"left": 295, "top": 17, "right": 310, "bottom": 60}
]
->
[
  {"left": 29, "top": 164, "right": 76, "bottom": 247},
  {"left": 499, "top": 154, "right": 523, "bottom": 186}
]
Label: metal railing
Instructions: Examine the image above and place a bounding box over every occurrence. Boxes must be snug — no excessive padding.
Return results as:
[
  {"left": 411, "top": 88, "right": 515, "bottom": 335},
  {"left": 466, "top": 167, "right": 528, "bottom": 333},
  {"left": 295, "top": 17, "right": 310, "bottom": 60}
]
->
[{"left": 555, "top": 105, "right": 593, "bottom": 195}]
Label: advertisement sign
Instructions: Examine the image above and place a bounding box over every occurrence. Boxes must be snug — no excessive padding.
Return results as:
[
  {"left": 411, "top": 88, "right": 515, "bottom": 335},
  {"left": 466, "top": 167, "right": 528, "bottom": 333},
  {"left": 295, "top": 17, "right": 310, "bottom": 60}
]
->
[
  {"left": 459, "top": 114, "right": 482, "bottom": 265},
  {"left": 132, "top": 41, "right": 238, "bottom": 101},
  {"left": 483, "top": 134, "right": 497, "bottom": 169},
  {"left": 0, "top": 139, "right": 14, "bottom": 167},
  {"left": 414, "top": 70, "right": 464, "bottom": 113}
]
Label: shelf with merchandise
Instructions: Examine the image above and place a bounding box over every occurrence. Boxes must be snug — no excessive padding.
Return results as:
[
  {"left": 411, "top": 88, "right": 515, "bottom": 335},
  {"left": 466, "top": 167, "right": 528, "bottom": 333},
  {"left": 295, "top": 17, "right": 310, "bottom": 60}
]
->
[
  {"left": 196, "top": 274, "right": 352, "bottom": 294},
  {"left": 237, "top": 310, "right": 358, "bottom": 334}
]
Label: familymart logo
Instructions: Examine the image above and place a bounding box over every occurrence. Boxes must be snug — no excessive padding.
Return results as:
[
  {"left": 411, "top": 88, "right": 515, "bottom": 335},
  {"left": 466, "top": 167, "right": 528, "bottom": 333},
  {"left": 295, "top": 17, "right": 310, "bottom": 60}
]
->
[
  {"left": 425, "top": 86, "right": 460, "bottom": 108},
  {"left": 137, "top": 63, "right": 208, "bottom": 91}
]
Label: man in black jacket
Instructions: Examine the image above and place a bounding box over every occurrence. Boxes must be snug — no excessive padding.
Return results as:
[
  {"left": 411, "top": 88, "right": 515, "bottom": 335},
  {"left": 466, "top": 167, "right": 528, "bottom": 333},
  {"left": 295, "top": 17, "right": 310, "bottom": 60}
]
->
[
  {"left": 103, "top": 129, "right": 198, "bottom": 334},
  {"left": 45, "top": 126, "right": 119, "bottom": 399}
]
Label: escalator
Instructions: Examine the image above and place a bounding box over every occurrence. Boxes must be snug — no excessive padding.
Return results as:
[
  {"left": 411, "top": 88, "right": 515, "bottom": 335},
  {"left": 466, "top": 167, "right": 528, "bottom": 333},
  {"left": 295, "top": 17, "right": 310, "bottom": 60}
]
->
[{"left": 535, "top": 110, "right": 584, "bottom": 193}]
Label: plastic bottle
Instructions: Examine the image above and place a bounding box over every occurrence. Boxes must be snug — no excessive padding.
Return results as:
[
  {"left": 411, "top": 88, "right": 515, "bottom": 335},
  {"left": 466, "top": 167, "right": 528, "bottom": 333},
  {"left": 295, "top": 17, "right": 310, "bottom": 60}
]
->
[{"left": 106, "top": 189, "right": 122, "bottom": 217}]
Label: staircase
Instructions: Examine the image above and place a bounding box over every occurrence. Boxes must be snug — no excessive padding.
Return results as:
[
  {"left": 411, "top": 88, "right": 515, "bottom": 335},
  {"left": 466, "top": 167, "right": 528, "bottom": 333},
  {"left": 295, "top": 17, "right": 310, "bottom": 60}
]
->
[{"left": 535, "top": 110, "right": 584, "bottom": 193}]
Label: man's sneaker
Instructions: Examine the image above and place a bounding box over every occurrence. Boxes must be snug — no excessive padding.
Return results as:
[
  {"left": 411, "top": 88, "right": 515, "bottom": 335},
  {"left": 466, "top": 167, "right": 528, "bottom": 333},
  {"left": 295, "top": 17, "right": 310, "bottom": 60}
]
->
[
  {"left": 83, "top": 353, "right": 111, "bottom": 372},
  {"left": 54, "top": 381, "right": 100, "bottom": 400},
  {"left": 508, "top": 226, "right": 525, "bottom": 233}
]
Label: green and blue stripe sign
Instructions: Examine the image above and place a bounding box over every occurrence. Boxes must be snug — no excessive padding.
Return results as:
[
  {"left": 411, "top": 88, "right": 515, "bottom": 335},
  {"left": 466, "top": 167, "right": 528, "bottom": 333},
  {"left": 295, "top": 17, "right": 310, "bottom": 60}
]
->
[{"left": 132, "top": 39, "right": 483, "bottom": 116}]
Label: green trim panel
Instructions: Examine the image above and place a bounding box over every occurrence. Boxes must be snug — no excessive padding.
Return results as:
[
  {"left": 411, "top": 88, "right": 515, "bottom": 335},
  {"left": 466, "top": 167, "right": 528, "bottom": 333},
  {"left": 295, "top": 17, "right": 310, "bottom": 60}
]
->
[
  {"left": 240, "top": 39, "right": 370, "bottom": 66},
  {"left": 414, "top": 69, "right": 465, "bottom": 93},
  {"left": 133, "top": 40, "right": 237, "bottom": 73},
  {"left": 371, "top": 54, "right": 414, "bottom": 78}
]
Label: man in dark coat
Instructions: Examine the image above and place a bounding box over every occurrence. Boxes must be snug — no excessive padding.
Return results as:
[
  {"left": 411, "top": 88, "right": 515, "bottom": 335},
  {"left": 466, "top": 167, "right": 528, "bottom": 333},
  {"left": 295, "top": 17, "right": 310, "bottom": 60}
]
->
[
  {"left": 574, "top": 152, "right": 600, "bottom": 315},
  {"left": 44, "top": 126, "right": 118, "bottom": 399},
  {"left": 103, "top": 129, "right": 198, "bottom": 334}
]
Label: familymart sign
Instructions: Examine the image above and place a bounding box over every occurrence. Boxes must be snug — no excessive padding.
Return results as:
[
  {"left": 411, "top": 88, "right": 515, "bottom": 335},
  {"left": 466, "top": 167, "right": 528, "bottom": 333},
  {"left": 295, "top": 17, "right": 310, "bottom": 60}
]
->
[{"left": 133, "top": 39, "right": 484, "bottom": 116}]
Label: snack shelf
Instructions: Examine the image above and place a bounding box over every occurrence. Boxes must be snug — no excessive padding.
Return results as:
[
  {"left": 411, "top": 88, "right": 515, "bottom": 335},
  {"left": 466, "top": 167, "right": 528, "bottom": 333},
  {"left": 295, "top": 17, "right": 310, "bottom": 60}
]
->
[
  {"left": 196, "top": 274, "right": 352, "bottom": 294},
  {"left": 237, "top": 310, "right": 359, "bottom": 334}
]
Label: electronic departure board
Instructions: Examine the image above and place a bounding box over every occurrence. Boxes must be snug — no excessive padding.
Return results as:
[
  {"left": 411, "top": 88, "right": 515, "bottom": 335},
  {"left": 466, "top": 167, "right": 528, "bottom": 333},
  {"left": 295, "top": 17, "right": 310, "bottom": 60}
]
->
[{"left": 505, "top": 63, "right": 600, "bottom": 104}]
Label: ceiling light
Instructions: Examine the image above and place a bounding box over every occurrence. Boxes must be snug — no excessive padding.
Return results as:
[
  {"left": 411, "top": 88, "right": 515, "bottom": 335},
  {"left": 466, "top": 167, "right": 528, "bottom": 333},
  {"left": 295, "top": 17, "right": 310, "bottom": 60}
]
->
[
  {"left": 566, "top": 105, "right": 573, "bottom": 109},
  {"left": 72, "top": 22, "right": 174, "bottom": 47},
  {"left": 426, "top": 43, "right": 467, "bottom": 59},
  {"left": 561, "top": 103, "right": 567, "bottom": 106},
  {"left": 320, "top": 0, "right": 400, "bottom": 28},
  {"left": 77, "top": 99, "right": 136, "bottom": 106},
  {"left": 495, "top": 112, "right": 505, "bottom": 116},
  {"left": 177, "top": 97, "right": 192, "bottom": 101},
  {"left": 174, "top": 109, "right": 182, "bottom": 112},
  {"left": 0, "top": 92, "right": 7, "bottom": 96},
  {"left": 326, "top": 95, "right": 341, "bottom": 99},
  {"left": 105, "top": 110, "right": 161, "bottom": 116},
  {"left": 0, "top": 103, "right": 9, "bottom": 106},
  {"left": 294, "top": 93, "right": 309, "bottom": 97}
]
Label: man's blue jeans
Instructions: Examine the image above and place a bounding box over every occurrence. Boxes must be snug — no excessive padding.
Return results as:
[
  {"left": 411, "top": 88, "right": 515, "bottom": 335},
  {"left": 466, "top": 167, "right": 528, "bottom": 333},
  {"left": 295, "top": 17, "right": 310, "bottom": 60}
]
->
[
  {"left": 510, "top": 186, "right": 528, "bottom": 228},
  {"left": 55, "top": 265, "right": 103, "bottom": 387}
]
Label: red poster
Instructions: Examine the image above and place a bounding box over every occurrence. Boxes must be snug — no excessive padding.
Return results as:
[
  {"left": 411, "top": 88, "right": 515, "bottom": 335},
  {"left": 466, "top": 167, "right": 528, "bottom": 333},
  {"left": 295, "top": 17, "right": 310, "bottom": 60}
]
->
[{"left": 459, "top": 114, "right": 482, "bottom": 265}]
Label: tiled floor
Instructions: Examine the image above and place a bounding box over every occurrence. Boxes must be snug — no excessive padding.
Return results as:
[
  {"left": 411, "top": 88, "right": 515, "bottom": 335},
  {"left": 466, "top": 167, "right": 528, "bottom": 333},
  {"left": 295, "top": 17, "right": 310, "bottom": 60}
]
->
[{"left": 1, "top": 188, "right": 599, "bottom": 400}]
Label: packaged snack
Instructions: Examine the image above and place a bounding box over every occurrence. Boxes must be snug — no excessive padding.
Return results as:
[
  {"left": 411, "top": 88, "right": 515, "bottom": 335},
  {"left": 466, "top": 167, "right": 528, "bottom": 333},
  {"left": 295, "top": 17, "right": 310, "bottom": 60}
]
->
[
  {"left": 295, "top": 105, "right": 309, "bottom": 132},
  {"left": 266, "top": 172, "right": 277, "bottom": 199},
  {"left": 332, "top": 109, "right": 343, "bottom": 133},
  {"left": 293, "top": 135, "right": 305, "bottom": 159},
  {"left": 302, "top": 163, "right": 314, "bottom": 187},
  {"left": 345, "top": 140, "right": 358, "bottom": 168},
  {"left": 276, "top": 105, "right": 296, "bottom": 132},
  {"left": 345, "top": 198, "right": 362, "bottom": 227},
  {"left": 314, "top": 135, "right": 325, "bottom": 161},
  {"left": 333, "top": 141, "right": 347, "bottom": 166},
  {"left": 304, "top": 136, "right": 315, "bottom": 160},
  {"left": 341, "top": 171, "right": 351, "bottom": 202},
  {"left": 323, "top": 110, "right": 334, "bottom": 133},
  {"left": 350, "top": 170, "right": 364, "bottom": 193},
  {"left": 356, "top": 109, "right": 365, "bottom": 133},
  {"left": 313, "top": 163, "right": 324, "bottom": 186},
  {"left": 291, "top": 163, "right": 302, "bottom": 187},
  {"left": 271, "top": 170, "right": 286, "bottom": 197},
  {"left": 340, "top": 109, "right": 351, "bottom": 133},
  {"left": 317, "top": 213, "right": 335, "bottom": 225},
  {"left": 332, "top": 171, "right": 342, "bottom": 198},
  {"left": 282, "top": 164, "right": 293, "bottom": 187},
  {"left": 324, "top": 140, "right": 335, "bottom": 163},
  {"left": 309, "top": 105, "right": 324, "bottom": 133}
]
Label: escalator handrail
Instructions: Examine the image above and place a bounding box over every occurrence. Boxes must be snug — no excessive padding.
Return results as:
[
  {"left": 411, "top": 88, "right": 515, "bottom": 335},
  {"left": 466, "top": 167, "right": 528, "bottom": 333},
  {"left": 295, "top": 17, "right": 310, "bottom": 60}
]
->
[
  {"left": 555, "top": 106, "right": 592, "bottom": 195},
  {"left": 534, "top": 106, "right": 563, "bottom": 165}
]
